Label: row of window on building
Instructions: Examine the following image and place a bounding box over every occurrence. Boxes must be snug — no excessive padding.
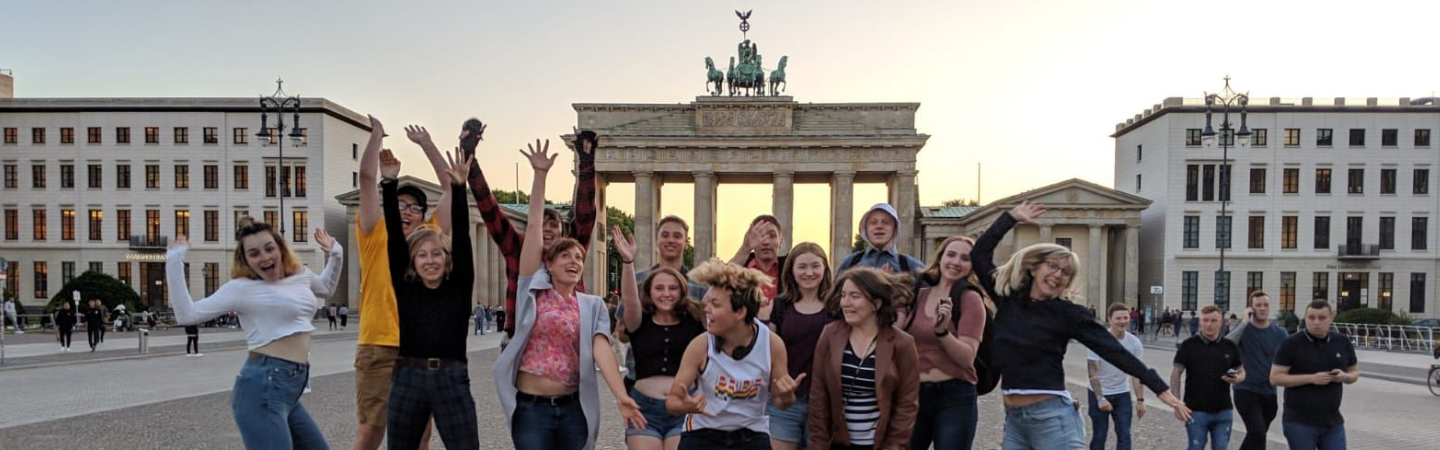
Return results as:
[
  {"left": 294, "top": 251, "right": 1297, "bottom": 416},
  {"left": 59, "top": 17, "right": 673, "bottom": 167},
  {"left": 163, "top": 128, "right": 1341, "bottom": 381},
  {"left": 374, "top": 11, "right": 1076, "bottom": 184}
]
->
[
  {"left": 1174, "top": 165, "right": 1430, "bottom": 200},
  {"left": 1, "top": 208, "right": 311, "bottom": 244},
  {"left": 2, "top": 259, "right": 220, "bottom": 302},
  {"left": 1182, "top": 214, "right": 1428, "bottom": 251},
  {"left": 2, "top": 126, "right": 305, "bottom": 146},
  {"left": 1171, "top": 127, "right": 1434, "bottom": 149},
  {"left": 1177, "top": 270, "right": 1426, "bottom": 314},
  {"left": 3, "top": 163, "right": 307, "bottom": 196}
]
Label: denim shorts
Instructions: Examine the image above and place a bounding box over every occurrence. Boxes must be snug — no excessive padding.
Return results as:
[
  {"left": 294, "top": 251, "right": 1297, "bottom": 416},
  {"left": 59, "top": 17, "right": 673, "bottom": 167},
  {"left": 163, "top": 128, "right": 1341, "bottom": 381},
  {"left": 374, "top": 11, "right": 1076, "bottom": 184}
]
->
[
  {"left": 626, "top": 389, "right": 686, "bottom": 439},
  {"left": 765, "top": 397, "right": 809, "bottom": 445}
]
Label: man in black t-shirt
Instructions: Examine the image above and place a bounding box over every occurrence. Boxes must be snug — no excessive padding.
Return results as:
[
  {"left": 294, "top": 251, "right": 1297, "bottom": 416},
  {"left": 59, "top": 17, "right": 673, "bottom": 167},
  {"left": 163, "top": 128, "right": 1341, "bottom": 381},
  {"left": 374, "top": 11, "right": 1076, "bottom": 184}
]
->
[
  {"left": 1172, "top": 305, "right": 1244, "bottom": 450},
  {"left": 1271, "top": 300, "right": 1358, "bottom": 450}
]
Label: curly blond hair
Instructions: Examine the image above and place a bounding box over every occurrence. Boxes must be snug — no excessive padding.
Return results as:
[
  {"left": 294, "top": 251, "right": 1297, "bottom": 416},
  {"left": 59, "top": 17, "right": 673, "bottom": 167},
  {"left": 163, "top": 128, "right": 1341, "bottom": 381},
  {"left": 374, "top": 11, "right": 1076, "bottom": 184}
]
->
[{"left": 688, "top": 258, "right": 772, "bottom": 321}]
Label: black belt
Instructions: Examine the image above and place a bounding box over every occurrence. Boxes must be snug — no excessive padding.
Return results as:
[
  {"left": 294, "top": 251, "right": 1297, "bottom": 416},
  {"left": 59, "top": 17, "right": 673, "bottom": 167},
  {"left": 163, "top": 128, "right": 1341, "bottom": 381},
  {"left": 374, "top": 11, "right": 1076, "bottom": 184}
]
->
[
  {"left": 516, "top": 391, "right": 579, "bottom": 406},
  {"left": 396, "top": 357, "right": 467, "bottom": 370}
]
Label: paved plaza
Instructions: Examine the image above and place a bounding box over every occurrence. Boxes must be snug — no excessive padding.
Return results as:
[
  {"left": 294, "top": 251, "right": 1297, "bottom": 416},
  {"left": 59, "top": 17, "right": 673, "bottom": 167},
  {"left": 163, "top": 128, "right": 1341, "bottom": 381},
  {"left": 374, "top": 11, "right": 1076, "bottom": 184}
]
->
[{"left": 0, "top": 326, "right": 1435, "bottom": 449}]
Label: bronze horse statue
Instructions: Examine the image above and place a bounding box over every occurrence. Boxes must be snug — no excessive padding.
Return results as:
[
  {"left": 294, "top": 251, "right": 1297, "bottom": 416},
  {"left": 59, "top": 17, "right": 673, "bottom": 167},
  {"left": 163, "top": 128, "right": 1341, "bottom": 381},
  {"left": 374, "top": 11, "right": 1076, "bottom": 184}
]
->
[
  {"left": 769, "top": 56, "right": 787, "bottom": 95},
  {"left": 705, "top": 57, "right": 725, "bottom": 96}
]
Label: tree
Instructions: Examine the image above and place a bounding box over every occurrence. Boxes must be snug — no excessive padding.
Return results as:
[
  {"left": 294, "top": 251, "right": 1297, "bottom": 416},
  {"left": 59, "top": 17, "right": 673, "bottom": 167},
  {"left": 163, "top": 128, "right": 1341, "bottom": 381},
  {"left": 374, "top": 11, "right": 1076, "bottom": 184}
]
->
[
  {"left": 852, "top": 233, "right": 868, "bottom": 253},
  {"left": 46, "top": 271, "right": 141, "bottom": 314},
  {"left": 492, "top": 189, "right": 530, "bottom": 205},
  {"left": 941, "top": 198, "right": 980, "bottom": 207},
  {"left": 605, "top": 207, "right": 637, "bottom": 294}
]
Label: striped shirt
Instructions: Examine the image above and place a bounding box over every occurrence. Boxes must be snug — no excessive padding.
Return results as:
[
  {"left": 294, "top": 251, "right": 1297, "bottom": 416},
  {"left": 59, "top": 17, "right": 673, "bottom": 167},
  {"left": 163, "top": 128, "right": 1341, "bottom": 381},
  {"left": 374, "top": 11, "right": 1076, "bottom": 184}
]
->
[{"left": 841, "top": 343, "right": 879, "bottom": 446}]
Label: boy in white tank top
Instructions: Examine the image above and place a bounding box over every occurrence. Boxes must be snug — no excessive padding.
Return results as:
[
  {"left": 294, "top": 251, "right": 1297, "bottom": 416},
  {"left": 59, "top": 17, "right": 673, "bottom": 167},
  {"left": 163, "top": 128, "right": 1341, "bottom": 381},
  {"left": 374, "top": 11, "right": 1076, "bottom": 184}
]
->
[{"left": 667, "top": 259, "right": 803, "bottom": 450}]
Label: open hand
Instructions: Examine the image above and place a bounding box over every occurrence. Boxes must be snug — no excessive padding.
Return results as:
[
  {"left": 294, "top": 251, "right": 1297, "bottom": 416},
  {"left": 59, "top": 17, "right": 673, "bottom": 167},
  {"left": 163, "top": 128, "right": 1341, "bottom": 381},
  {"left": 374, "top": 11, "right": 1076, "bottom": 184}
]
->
[
  {"left": 740, "top": 220, "right": 772, "bottom": 253},
  {"left": 404, "top": 125, "right": 432, "bottom": 146},
  {"left": 314, "top": 229, "right": 335, "bottom": 253},
  {"left": 1009, "top": 201, "right": 1046, "bottom": 225},
  {"left": 368, "top": 115, "right": 384, "bottom": 137},
  {"left": 1160, "top": 390, "right": 1191, "bottom": 422},
  {"left": 379, "top": 149, "right": 401, "bottom": 180},
  {"left": 1136, "top": 401, "right": 1147, "bottom": 419},
  {"left": 443, "top": 149, "right": 473, "bottom": 186},
  {"left": 617, "top": 396, "right": 647, "bottom": 430},
  {"left": 675, "top": 391, "right": 710, "bottom": 416},
  {"left": 610, "top": 226, "right": 636, "bottom": 262},
  {"left": 521, "top": 139, "right": 556, "bottom": 172}
]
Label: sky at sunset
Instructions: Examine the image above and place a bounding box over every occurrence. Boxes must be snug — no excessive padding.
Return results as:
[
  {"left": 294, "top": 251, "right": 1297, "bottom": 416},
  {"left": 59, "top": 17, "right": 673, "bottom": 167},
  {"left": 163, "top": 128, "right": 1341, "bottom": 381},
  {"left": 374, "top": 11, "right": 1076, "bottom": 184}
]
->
[{"left": 6, "top": 0, "right": 1439, "bottom": 257}]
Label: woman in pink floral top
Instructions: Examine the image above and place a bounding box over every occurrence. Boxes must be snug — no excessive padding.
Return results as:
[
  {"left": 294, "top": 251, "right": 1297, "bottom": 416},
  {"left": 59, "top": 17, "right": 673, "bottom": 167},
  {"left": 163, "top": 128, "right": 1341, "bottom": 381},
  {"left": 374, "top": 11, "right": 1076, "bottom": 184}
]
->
[{"left": 493, "top": 140, "right": 644, "bottom": 450}]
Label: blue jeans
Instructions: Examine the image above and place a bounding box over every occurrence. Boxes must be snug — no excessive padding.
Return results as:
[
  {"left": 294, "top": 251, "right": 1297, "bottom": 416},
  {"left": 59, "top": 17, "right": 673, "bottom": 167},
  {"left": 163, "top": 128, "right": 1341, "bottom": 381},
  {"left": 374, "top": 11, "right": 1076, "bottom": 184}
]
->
[
  {"left": 911, "top": 379, "right": 978, "bottom": 450},
  {"left": 628, "top": 389, "right": 687, "bottom": 439},
  {"left": 511, "top": 394, "right": 589, "bottom": 450},
  {"left": 1282, "top": 421, "right": 1346, "bottom": 450},
  {"left": 231, "top": 354, "right": 328, "bottom": 450},
  {"left": 1003, "top": 395, "right": 1085, "bottom": 450},
  {"left": 765, "top": 397, "right": 809, "bottom": 447},
  {"left": 1185, "top": 410, "right": 1234, "bottom": 450},
  {"left": 1087, "top": 390, "right": 1133, "bottom": 450}
]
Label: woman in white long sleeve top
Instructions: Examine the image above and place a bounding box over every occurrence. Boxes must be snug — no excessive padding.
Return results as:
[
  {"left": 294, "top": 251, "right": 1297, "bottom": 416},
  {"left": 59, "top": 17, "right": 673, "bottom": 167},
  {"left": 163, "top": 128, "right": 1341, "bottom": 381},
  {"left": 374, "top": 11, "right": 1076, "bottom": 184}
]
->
[{"left": 166, "top": 217, "right": 343, "bottom": 450}]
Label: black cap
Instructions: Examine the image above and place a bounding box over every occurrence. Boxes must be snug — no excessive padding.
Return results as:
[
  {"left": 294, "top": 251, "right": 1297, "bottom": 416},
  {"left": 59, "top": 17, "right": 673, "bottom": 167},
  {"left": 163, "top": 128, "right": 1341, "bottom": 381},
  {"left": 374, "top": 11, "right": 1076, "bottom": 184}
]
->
[{"left": 396, "top": 184, "right": 429, "bottom": 213}]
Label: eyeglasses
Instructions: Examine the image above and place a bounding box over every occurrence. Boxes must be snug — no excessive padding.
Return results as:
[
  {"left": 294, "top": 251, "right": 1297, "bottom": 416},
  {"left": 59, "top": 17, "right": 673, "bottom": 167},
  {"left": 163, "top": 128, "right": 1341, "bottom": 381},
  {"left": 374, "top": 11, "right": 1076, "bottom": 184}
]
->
[
  {"left": 396, "top": 201, "right": 425, "bottom": 214},
  {"left": 1039, "top": 261, "right": 1075, "bottom": 277}
]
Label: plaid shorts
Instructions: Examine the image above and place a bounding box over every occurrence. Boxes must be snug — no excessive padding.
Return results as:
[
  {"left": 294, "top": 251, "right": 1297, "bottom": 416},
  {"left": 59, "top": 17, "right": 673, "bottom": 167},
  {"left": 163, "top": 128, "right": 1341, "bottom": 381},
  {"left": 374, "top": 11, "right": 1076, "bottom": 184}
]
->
[{"left": 386, "top": 363, "right": 479, "bottom": 450}]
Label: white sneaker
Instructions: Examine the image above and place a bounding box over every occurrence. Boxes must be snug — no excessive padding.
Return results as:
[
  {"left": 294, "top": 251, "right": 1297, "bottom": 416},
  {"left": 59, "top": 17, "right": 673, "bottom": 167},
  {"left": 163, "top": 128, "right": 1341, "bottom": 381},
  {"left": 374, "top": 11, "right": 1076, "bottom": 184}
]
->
[
  {"left": 303, "top": 386, "right": 312, "bottom": 394},
  {"left": 194, "top": 353, "right": 204, "bottom": 357}
]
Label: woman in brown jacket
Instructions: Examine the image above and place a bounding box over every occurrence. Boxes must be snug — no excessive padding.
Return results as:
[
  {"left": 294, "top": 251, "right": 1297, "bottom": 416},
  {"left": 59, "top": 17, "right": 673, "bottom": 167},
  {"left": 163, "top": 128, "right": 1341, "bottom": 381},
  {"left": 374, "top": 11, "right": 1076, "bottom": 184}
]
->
[{"left": 807, "top": 267, "right": 920, "bottom": 450}]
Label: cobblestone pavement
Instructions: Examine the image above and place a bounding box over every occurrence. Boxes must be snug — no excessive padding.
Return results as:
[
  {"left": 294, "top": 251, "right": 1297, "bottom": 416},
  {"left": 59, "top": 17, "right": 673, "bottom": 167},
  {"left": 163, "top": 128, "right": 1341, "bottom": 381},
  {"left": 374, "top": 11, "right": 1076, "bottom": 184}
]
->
[{"left": 1, "top": 330, "right": 1433, "bottom": 449}]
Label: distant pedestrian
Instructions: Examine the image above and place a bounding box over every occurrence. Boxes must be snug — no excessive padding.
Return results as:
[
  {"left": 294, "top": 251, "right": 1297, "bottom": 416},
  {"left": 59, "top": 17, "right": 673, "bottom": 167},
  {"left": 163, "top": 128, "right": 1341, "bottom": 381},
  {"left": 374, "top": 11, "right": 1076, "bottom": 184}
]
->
[
  {"left": 84, "top": 299, "right": 106, "bottom": 351},
  {"left": 327, "top": 303, "right": 338, "bottom": 331},
  {"left": 185, "top": 324, "right": 203, "bottom": 357},
  {"left": 1188, "top": 311, "right": 1199, "bottom": 337},
  {"left": 473, "top": 304, "right": 486, "bottom": 335},
  {"left": 493, "top": 307, "right": 506, "bottom": 336},
  {"left": 55, "top": 301, "right": 77, "bottom": 352},
  {"left": 338, "top": 305, "right": 349, "bottom": 330}
]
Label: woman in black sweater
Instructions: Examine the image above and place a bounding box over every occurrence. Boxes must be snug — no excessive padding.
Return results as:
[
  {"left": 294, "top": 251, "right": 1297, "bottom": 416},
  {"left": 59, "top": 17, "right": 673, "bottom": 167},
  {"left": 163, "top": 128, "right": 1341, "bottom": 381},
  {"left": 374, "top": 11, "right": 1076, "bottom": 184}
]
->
[
  {"left": 380, "top": 149, "right": 478, "bottom": 450},
  {"left": 972, "top": 201, "right": 1189, "bottom": 450}
]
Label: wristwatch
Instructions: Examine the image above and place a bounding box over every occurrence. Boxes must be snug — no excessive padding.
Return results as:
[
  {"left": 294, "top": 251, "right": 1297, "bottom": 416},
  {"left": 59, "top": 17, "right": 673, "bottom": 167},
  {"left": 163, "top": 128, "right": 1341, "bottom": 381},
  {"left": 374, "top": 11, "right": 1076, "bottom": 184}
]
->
[{"left": 1135, "top": 398, "right": 1145, "bottom": 402}]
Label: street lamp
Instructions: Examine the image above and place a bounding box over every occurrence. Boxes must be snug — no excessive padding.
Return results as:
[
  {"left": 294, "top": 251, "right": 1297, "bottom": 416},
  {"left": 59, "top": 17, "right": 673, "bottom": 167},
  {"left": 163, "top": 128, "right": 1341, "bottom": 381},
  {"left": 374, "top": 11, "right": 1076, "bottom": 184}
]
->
[
  {"left": 257, "top": 78, "right": 303, "bottom": 234},
  {"left": 1201, "top": 76, "right": 1251, "bottom": 311}
]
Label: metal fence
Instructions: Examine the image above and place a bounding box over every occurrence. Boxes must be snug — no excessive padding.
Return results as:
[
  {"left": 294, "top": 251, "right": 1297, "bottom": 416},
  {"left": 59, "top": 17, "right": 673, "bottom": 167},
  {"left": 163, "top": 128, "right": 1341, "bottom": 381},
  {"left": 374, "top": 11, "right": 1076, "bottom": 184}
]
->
[{"left": 1331, "top": 322, "right": 1438, "bottom": 354}]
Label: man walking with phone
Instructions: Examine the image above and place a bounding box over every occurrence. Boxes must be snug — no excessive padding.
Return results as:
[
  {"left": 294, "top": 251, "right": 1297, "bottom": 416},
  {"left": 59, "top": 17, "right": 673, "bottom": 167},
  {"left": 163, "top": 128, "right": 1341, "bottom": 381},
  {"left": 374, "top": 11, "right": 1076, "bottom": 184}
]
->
[
  {"left": 1270, "top": 300, "right": 1359, "bottom": 450},
  {"left": 1226, "top": 291, "right": 1289, "bottom": 450},
  {"left": 1172, "top": 305, "right": 1244, "bottom": 450}
]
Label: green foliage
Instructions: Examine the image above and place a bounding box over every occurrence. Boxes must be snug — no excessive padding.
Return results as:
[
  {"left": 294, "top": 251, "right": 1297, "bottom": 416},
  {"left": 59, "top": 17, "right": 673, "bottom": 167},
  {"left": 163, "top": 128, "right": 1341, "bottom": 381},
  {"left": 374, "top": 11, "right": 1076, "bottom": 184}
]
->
[
  {"left": 1389, "top": 311, "right": 1417, "bottom": 326},
  {"left": 684, "top": 244, "right": 695, "bottom": 268},
  {"left": 941, "top": 198, "right": 981, "bottom": 207},
  {"left": 492, "top": 189, "right": 530, "bottom": 205},
  {"left": 852, "top": 233, "right": 867, "bottom": 253},
  {"left": 1334, "top": 307, "right": 1401, "bottom": 325},
  {"left": 46, "top": 271, "right": 141, "bottom": 314},
  {"left": 607, "top": 207, "right": 635, "bottom": 237}
]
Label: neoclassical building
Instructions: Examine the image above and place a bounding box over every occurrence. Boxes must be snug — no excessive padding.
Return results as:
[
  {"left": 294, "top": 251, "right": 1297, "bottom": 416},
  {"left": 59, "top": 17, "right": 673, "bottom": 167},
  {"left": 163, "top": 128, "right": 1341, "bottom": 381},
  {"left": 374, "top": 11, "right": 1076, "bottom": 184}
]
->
[{"left": 918, "top": 178, "right": 1150, "bottom": 312}]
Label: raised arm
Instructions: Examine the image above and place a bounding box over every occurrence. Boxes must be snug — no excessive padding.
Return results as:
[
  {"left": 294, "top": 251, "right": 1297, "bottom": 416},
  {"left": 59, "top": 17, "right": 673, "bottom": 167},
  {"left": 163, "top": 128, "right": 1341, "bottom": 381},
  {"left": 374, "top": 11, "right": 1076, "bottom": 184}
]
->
[
  {"left": 612, "top": 226, "right": 643, "bottom": 332},
  {"left": 519, "top": 140, "right": 557, "bottom": 278},
  {"left": 971, "top": 202, "right": 1045, "bottom": 299},
  {"left": 462, "top": 122, "right": 524, "bottom": 266},
  {"left": 442, "top": 151, "right": 474, "bottom": 293},
  {"left": 405, "top": 125, "right": 453, "bottom": 235},
  {"left": 568, "top": 128, "right": 598, "bottom": 252},
  {"left": 307, "top": 228, "right": 344, "bottom": 298},
  {"left": 1076, "top": 314, "right": 1168, "bottom": 394},
  {"left": 165, "top": 236, "right": 243, "bottom": 325},
  {"left": 379, "top": 150, "right": 410, "bottom": 290},
  {"left": 728, "top": 221, "right": 766, "bottom": 266},
  {"left": 358, "top": 116, "right": 385, "bottom": 233}
]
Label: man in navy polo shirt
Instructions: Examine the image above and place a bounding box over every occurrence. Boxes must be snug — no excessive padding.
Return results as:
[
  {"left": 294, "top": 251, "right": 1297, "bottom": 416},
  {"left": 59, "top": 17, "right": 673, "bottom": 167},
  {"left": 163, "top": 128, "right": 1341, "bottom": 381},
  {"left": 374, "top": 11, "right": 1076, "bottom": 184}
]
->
[
  {"left": 1270, "top": 300, "right": 1360, "bottom": 450},
  {"left": 1172, "top": 305, "right": 1245, "bottom": 450}
]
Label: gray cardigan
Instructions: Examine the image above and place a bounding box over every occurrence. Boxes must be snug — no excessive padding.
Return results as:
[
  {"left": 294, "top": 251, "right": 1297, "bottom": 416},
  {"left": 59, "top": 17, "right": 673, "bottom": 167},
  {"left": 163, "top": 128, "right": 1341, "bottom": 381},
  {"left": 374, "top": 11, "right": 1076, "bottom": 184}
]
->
[{"left": 493, "top": 268, "right": 612, "bottom": 450}]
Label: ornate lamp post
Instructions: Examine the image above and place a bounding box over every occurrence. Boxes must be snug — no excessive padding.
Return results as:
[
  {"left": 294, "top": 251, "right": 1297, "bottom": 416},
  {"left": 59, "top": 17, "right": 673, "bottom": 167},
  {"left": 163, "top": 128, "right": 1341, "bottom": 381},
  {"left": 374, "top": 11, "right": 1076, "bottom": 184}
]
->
[
  {"left": 256, "top": 79, "right": 303, "bottom": 234},
  {"left": 1201, "top": 76, "right": 1252, "bottom": 311}
]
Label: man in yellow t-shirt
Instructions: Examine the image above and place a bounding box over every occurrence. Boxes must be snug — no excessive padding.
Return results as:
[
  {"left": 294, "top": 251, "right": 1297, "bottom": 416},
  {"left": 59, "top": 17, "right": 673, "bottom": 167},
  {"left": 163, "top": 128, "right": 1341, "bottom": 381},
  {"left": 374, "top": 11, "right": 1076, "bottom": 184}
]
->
[{"left": 352, "top": 118, "right": 453, "bottom": 450}]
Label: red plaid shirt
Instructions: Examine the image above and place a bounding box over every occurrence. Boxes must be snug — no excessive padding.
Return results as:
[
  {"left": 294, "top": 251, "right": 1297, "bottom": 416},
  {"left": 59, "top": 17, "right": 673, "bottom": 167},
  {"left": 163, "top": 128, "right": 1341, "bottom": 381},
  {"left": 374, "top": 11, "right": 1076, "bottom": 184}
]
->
[{"left": 469, "top": 149, "right": 597, "bottom": 336}]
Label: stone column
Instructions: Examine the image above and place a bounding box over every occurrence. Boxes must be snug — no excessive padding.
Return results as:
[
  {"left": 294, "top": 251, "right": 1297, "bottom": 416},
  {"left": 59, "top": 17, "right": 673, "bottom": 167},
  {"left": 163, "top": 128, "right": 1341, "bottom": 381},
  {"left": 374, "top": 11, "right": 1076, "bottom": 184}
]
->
[
  {"left": 1039, "top": 223, "right": 1053, "bottom": 244},
  {"left": 894, "top": 170, "right": 917, "bottom": 255},
  {"left": 694, "top": 171, "right": 718, "bottom": 263},
  {"left": 591, "top": 174, "right": 609, "bottom": 295},
  {"left": 1089, "top": 224, "right": 1103, "bottom": 306},
  {"left": 634, "top": 171, "right": 659, "bottom": 270},
  {"left": 830, "top": 171, "right": 856, "bottom": 266},
  {"left": 1125, "top": 224, "right": 1140, "bottom": 308},
  {"left": 773, "top": 170, "right": 794, "bottom": 253},
  {"left": 475, "top": 220, "right": 488, "bottom": 306}
]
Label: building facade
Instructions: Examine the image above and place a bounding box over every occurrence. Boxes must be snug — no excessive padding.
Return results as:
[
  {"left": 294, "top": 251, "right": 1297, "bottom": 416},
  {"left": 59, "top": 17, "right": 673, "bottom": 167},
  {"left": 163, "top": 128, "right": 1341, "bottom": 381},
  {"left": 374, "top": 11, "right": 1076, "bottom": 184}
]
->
[
  {"left": 1, "top": 90, "right": 370, "bottom": 311},
  {"left": 1113, "top": 95, "right": 1440, "bottom": 318}
]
